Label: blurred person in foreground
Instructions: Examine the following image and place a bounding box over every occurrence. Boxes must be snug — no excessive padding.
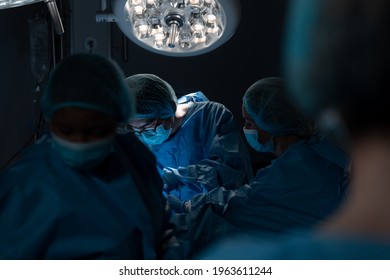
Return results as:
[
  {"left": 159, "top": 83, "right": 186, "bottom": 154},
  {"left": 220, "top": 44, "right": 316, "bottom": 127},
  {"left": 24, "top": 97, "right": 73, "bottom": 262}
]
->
[{"left": 0, "top": 54, "right": 180, "bottom": 260}]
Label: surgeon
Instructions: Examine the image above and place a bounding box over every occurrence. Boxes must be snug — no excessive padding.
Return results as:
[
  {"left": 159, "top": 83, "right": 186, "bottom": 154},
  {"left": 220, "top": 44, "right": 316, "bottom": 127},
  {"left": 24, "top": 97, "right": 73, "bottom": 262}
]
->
[
  {"left": 177, "top": 77, "right": 350, "bottom": 257},
  {"left": 125, "top": 73, "right": 253, "bottom": 206},
  {"left": 0, "top": 54, "right": 180, "bottom": 260},
  {"left": 222, "top": 77, "right": 349, "bottom": 230},
  {"left": 197, "top": 0, "right": 390, "bottom": 260}
]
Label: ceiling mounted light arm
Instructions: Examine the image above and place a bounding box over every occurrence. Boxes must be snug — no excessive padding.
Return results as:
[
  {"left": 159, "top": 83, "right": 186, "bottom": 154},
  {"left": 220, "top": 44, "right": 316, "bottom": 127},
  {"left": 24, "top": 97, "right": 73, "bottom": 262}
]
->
[
  {"left": 98, "top": 0, "right": 241, "bottom": 57},
  {"left": 44, "top": 0, "right": 64, "bottom": 34}
]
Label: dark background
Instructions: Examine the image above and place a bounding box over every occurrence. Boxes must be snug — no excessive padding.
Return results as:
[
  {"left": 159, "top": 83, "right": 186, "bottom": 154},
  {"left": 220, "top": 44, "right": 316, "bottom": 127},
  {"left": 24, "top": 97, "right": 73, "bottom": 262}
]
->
[{"left": 0, "top": 0, "right": 288, "bottom": 169}]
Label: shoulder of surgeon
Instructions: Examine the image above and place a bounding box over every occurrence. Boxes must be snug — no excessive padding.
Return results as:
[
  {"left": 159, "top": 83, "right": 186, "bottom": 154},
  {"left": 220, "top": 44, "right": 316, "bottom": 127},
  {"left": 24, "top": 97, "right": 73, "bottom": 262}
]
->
[
  {"left": 188, "top": 100, "right": 235, "bottom": 119},
  {"left": 0, "top": 133, "right": 158, "bottom": 177},
  {"left": 0, "top": 134, "right": 53, "bottom": 175},
  {"left": 0, "top": 135, "right": 59, "bottom": 197}
]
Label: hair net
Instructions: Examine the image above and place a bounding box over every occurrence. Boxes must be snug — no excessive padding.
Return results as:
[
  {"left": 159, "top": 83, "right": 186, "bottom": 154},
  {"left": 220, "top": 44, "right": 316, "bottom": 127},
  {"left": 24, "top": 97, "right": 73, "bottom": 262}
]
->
[
  {"left": 125, "top": 73, "right": 177, "bottom": 119},
  {"left": 242, "top": 77, "right": 313, "bottom": 136},
  {"left": 41, "top": 53, "right": 134, "bottom": 123}
]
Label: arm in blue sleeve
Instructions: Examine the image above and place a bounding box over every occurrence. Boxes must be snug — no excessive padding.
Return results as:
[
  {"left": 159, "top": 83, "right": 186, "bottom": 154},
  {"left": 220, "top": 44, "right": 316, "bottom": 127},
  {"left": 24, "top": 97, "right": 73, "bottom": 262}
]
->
[{"left": 168, "top": 102, "right": 253, "bottom": 192}]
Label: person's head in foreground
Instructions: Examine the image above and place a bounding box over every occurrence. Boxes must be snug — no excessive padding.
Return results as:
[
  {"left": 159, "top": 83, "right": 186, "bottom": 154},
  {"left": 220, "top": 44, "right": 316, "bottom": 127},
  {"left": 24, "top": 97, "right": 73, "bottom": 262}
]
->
[
  {"left": 41, "top": 53, "right": 133, "bottom": 170},
  {"left": 284, "top": 0, "right": 390, "bottom": 239}
]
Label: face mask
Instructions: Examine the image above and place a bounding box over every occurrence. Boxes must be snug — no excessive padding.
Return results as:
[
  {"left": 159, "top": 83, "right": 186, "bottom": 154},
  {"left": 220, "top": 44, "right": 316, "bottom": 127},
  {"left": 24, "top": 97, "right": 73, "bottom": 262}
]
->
[
  {"left": 138, "top": 124, "right": 172, "bottom": 146},
  {"left": 243, "top": 128, "right": 274, "bottom": 153},
  {"left": 51, "top": 134, "right": 114, "bottom": 170}
]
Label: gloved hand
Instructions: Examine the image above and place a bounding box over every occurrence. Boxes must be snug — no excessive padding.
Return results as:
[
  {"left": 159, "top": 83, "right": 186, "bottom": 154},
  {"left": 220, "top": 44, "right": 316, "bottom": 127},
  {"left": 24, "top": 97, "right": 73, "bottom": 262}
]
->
[
  {"left": 162, "top": 167, "right": 180, "bottom": 192},
  {"left": 166, "top": 195, "right": 186, "bottom": 214}
]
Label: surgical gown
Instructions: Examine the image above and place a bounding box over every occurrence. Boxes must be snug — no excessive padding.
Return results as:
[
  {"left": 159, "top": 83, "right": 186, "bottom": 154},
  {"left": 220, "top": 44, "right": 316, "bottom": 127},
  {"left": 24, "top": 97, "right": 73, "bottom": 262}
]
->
[
  {"left": 180, "top": 135, "right": 349, "bottom": 255},
  {"left": 150, "top": 101, "right": 253, "bottom": 201},
  {"left": 221, "top": 135, "right": 349, "bottom": 233},
  {"left": 0, "top": 133, "right": 179, "bottom": 260}
]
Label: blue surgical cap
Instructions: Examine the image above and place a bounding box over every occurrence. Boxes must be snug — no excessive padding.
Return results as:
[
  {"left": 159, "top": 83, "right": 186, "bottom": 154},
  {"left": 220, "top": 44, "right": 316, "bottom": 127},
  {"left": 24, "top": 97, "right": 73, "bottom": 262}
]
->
[
  {"left": 243, "top": 77, "right": 313, "bottom": 136},
  {"left": 41, "top": 53, "right": 134, "bottom": 123},
  {"left": 125, "top": 73, "right": 177, "bottom": 119}
]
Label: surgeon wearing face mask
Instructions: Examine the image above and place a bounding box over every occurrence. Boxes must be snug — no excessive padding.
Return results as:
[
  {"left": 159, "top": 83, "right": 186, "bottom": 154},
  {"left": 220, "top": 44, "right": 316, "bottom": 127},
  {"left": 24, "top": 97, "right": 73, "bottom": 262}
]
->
[
  {"left": 130, "top": 116, "right": 173, "bottom": 146},
  {"left": 0, "top": 54, "right": 181, "bottom": 260},
  {"left": 242, "top": 126, "right": 274, "bottom": 153},
  {"left": 125, "top": 73, "right": 253, "bottom": 209},
  {"left": 223, "top": 77, "right": 350, "bottom": 232},
  {"left": 49, "top": 107, "right": 116, "bottom": 170},
  {"left": 241, "top": 77, "right": 313, "bottom": 157}
]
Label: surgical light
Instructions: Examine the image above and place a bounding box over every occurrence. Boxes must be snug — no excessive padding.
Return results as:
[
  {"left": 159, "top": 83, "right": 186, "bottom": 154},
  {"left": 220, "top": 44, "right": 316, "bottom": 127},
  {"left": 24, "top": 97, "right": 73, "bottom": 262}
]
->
[{"left": 97, "top": 0, "right": 241, "bottom": 57}]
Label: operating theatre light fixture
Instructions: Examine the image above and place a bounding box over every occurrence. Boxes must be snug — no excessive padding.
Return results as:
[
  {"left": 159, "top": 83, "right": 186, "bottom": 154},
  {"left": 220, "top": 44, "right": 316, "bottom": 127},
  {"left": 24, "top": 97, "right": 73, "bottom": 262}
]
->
[
  {"left": 0, "top": 0, "right": 64, "bottom": 34},
  {"left": 97, "top": 0, "right": 241, "bottom": 57}
]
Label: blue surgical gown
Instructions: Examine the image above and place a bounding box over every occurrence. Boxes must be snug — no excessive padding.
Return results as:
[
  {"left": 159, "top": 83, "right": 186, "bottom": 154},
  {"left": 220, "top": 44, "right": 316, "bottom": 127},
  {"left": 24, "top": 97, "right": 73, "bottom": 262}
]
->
[
  {"left": 183, "top": 135, "right": 349, "bottom": 252},
  {"left": 195, "top": 230, "right": 390, "bottom": 260},
  {"left": 150, "top": 101, "right": 253, "bottom": 201},
  {"left": 219, "top": 135, "right": 349, "bottom": 233},
  {"left": 0, "top": 134, "right": 178, "bottom": 260}
]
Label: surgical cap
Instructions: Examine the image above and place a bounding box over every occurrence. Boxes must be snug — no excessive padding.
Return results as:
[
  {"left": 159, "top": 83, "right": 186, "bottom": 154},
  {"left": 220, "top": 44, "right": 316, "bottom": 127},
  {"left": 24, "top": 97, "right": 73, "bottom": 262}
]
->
[
  {"left": 243, "top": 77, "right": 313, "bottom": 136},
  {"left": 41, "top": 53, "right": 134, "bottom": 123},
  {"left": 125, "top": 73, "right": 177, "bottom": 119}
]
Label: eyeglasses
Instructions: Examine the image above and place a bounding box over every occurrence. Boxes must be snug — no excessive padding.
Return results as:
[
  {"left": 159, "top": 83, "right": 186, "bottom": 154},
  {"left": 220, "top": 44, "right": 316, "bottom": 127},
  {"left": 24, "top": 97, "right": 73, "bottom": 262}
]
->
[{"left": 129, "top": 119, "right": 163, "bottom": 136}]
